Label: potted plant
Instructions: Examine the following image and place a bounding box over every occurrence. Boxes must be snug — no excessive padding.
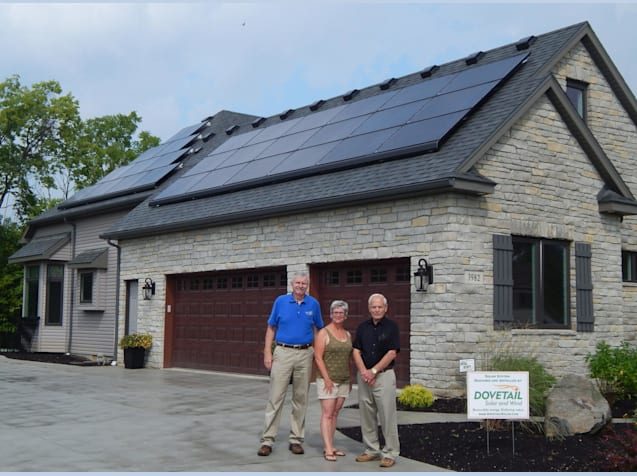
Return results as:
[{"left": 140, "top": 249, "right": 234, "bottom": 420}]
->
[{"left": 119, "top": 333, "right": 152, "bottom": 369}]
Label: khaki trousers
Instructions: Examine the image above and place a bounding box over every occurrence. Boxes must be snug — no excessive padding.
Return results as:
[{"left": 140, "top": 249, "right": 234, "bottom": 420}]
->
[
  {"left": 356, "top": 369, "right": 400, "bottom": 459},
  {"left": 260, "top": 345, "right": 314, "bottom": 446}
]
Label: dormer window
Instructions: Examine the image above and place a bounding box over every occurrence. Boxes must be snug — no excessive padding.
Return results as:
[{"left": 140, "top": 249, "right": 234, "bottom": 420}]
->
[{"left": 566, "top": 79, "right": 587, "bottom": 120}]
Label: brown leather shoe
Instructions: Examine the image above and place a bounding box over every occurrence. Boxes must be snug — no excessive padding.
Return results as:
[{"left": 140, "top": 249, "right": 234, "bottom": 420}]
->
[
  {"left": 355, "top": 453, "right": 381, "bottom": 462},
  {"left": 257, "top": 445, "right": 272, "bottom": 456},
  {"left": 379, "top": 457, "right": 395, "bottom": 468},
  {"left": 289, "top": 443, "right": 304, "bottom": 454}
]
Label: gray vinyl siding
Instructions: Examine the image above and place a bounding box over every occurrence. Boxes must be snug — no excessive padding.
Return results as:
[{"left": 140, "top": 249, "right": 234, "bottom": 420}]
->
[{"left": 69, "top": 211, "right": 125, "bottom": 359}]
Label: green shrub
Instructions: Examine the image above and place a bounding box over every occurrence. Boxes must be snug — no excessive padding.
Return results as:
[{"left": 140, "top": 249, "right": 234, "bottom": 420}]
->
[
  {"left": 484, "top": 353, "right": 556, "bottom": 417},
  {"left": 585, "top": 341, "right": 637, "bottom": 399},
  {"left": 398, "top": 384, "right": 435, "bottom": 409}
]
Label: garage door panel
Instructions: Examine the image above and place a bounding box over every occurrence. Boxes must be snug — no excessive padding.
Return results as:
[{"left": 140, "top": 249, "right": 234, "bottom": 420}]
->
[
  {"left": 313, "top": 258, "right": 411, "bottom": 388},
  {"left": 171, "top": 267, "right": 285, "bottom": 375}
]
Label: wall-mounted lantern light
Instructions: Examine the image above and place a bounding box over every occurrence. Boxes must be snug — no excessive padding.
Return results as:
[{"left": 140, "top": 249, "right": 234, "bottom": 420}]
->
[
  {"left": 414, "top": 258, "right": 434, "bottom": 292},
  {"left": 142, "top": 278, "right": 156, "bottom": 300}
]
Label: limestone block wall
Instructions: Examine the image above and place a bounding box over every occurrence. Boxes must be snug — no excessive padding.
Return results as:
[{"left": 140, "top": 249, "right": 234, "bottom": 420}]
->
[
  {"left": 471, "top": 95, "right": 626, "bottom": 391},
  {"left": 554, "top": 41, "right": 637, "bottom": 342}
]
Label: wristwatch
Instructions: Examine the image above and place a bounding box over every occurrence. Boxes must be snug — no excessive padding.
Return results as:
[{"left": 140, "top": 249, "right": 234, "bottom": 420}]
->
[{"left": 371, "top": 367, "right": 378, "bottom": 375}]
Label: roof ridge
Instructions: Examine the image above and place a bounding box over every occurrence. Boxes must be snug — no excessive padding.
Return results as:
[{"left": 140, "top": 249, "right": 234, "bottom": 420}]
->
[{"left": 241, "top": 22, "right": 590, "bottom": 132}]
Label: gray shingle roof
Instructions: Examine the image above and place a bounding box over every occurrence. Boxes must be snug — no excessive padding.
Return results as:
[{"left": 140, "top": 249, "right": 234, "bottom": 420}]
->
[
  {"left": 8, "top": 233, "right": 70, "bottom": 263},
  {"left": 95, "top": 22, "right": 636, "bottom": 239},
  {"left": 67, "top": 248, "right": 109, "bottom": 269}
]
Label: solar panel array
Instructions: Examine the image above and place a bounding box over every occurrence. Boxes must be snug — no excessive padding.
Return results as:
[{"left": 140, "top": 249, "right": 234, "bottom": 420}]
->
[
  {"left": 58, "top": 122, "right": 208, "bottom": 209},
  {"left": 149, "top": 52, "right": 529, "bottom": 206}
]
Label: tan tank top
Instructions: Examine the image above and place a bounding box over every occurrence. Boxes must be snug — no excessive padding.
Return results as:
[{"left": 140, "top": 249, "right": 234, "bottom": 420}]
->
[{"left": 323, "top": 328, "right": 352, "bottom": 384}]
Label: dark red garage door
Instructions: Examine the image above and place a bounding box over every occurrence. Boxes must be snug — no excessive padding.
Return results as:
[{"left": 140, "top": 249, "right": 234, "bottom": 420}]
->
[
  {"left": 311, "top": 258, "right": 411, "bottom": 388},
  {"left": 170, "top": 267, "right": 287, "bottom": 375}
]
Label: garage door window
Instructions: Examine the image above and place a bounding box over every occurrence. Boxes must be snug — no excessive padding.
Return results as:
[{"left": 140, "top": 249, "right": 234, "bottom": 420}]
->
[
  {"left": 370, "top": 268, "right": 388, "bottom": 283},
  {"left": 347, "top": 270, "right": 362, "bottom": 284}
]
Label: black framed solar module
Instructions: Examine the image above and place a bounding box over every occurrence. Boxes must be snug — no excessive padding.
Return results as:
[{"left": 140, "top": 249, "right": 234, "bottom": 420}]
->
[{"left": 150, "top": 52, "right": 529, "bottom": 206}]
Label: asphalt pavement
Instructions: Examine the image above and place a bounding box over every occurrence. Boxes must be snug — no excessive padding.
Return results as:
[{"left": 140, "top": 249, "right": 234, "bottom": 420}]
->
[{"left": 0, "top": 356, "right": 458, "bottom": 472}]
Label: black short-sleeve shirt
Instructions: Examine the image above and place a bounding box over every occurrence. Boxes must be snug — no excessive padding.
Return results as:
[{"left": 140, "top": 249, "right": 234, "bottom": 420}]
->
[{"left": 352, "top": 316, "right": 400, "bottom": 369}]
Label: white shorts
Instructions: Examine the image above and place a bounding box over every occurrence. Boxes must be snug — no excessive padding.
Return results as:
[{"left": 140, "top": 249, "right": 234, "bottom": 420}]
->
[{"left": 316, "top": 377, "right": 351, "bottom": 399}]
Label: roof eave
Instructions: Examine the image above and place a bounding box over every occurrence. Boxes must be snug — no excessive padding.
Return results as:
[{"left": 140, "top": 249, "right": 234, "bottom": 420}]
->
[
  {"left": 24, "top": 191, "right": 154, "bottom": 235},
  {"left": 598, "top": 201, "right": 637, "bottom": 216},
  {"left": 102, "top": 177, "right": 495, "bottom": 241},
  {"left": 545, "top": 77, "right": 634, "bottom": 199},
  {"left": 461, "top": 74, "right": 634, "bottom": 200}
]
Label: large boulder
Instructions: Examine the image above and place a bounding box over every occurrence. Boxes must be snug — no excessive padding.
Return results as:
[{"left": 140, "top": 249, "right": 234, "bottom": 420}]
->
[{"left": 544, "top": 374, "right": 611, "bottom": 438}]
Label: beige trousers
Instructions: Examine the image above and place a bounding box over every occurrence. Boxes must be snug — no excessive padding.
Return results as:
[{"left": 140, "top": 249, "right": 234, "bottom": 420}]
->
[
  {"left": 260, "top": 345, "right": 314, "bottom": 446},
  {"left": 356, "top": 369, "right": 400, "bottom": 459}
]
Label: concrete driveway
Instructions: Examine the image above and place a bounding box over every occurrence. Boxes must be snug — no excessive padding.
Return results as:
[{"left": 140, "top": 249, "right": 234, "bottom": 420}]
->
[{"left": 0, "top": 357, "right": 446, "bottom": 472}]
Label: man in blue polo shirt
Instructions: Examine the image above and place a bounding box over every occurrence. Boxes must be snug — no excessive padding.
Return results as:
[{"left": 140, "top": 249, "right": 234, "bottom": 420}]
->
[{"left": 257, "top": 272, "right": 324, "bottom": 457}]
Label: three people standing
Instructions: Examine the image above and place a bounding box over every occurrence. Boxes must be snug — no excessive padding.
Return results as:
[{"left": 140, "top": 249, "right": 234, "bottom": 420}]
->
[{"left": 258, "top": 279, "right": 400, "bottom": 468}]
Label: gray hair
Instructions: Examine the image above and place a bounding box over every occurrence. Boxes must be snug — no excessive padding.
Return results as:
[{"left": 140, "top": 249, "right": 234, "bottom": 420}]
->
[
  {"left": 290, "top": 272, "right": 309, "bottom": 284},
  {"left": 368, "top": 293, "right": 387, "bottom": 307},
  {"left": 330, "top": 300, "right": 349, "bottom": 314}
]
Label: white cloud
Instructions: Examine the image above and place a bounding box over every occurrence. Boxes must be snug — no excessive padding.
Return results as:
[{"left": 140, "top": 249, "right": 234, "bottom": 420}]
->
[{"left": 1, "top": 2, "right": 635, "bottom": 141}]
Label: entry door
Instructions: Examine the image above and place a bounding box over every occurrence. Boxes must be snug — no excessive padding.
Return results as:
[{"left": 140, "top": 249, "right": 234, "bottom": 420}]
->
[{"left": 125, "top": 280, "right": 139, "bottom": 335}]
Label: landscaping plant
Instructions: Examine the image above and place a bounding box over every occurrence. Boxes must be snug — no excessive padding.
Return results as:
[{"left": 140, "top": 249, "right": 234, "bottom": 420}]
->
[
  {"left": 484, "top": 353, "right": 556, "bottom": 417},
  {"left": 398, "top": 384, "right": 435, "bottom": 409},
  {"left": 118, "top": 332, "right": 153, "bottom": 349},
  {"left": 585, "top": 341, "right": 637, "bottom": 400}
]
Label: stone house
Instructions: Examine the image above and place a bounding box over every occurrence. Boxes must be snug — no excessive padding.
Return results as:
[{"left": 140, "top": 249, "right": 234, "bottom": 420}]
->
[{"left": 13, "top": 22, "right": 637, "bottom": 395}]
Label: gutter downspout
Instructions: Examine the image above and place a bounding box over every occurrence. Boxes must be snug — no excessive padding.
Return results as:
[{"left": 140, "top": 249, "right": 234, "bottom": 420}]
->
[
  {"left": 65, "top": 220, "right": 77, "bottom": 354},
  {"left": 107, "top": 239, "right": 121, "bottom": 364}
]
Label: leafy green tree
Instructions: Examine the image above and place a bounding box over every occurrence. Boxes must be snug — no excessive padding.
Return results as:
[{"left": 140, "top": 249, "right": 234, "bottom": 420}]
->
[
  {"left": 60, "top": 112, "right": 160, "bottom": 192},
  {"left": 0, "top": 75, "right": 80, "bottom": 219},
  {"left": 0, "top": 219, "right": 23, "bottom": 333},
  {"left": 1, "top": 74, "right": 160, "bottom": 222}
]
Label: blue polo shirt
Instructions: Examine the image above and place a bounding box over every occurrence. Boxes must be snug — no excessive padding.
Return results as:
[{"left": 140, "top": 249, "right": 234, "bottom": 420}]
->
[{"left": 267, "top": 293, "right": 323, "bottom": 345}]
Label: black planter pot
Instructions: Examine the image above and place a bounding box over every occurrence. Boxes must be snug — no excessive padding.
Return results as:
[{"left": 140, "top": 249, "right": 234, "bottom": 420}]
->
[{"left": 123, "top": 347, "right": 146, "bottom": 369}]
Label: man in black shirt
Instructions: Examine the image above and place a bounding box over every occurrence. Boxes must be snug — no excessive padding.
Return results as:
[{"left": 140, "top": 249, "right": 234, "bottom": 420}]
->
[{"left": 352, "top": 293, "right": 400, "bottom": 468}]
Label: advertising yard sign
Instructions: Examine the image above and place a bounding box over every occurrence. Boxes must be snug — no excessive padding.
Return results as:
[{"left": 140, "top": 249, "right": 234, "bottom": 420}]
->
[{"left": 467, "top": 371, "right": 529, "bottom": 420}]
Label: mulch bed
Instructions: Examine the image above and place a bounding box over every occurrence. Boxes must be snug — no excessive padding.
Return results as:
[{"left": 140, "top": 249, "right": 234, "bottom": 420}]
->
[
  {"left": 340, "top": 396, "right": 637, "bottom": 472},
  {"left": 1, "top": 351, "right": 100, "bottom": 366}
]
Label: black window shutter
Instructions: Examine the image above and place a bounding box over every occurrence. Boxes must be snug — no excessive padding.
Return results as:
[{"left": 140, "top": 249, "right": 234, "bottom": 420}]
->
[
  {"left": 493, "top": 234, "right": 513, "bottom": 328},
  {"left": 575, "top": 242, "right": 594, "bottom": 332}
]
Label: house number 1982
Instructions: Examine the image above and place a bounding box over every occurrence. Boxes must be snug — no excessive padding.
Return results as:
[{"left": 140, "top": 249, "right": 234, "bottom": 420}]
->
[{"left": 465, "top": 271, "right": 484, "bottom": 284}]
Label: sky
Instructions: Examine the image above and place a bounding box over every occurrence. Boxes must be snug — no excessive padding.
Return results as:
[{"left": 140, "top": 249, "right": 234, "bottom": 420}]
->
[{"left": 2, "top": 1, "right": 637, "bottom": 144}]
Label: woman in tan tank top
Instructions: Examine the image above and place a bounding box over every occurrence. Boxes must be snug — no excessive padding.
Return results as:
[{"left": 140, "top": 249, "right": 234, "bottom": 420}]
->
[{"left": 314, "top": 299, "right": 353, "bottom": 461}]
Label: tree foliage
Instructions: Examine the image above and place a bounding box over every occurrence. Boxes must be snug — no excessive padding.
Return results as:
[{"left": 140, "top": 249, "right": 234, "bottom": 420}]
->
[
  {"left": 0, "top": 74, "right": 79, "bottom": 221},
  {"left": 0, "top": 219, "right": 23, "bottom": 332},
  {"left": 61, "top": 113, "right": 160, "bottom": 192},
  {"left": 0, "top": 74, "right": 160, "bottom": 223}
]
